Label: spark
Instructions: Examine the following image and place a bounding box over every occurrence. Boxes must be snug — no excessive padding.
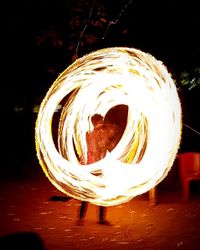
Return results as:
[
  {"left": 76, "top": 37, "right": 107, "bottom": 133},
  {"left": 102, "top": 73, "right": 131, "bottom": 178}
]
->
[
  {"left": 75, "top": 0, "right": 97, "bottom": 55},
  {"left": 183, "top": 123, "right": 200, "bottom": 136},
  {"left": 75, "top": 0, "right": 135, "bottom": 54},
  {"left": 102, "top": 0, "right": 135, "bottom": 39}
]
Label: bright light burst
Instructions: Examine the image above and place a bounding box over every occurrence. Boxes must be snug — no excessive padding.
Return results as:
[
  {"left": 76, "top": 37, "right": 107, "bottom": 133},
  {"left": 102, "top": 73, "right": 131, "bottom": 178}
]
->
[{"left": 35, "top": 47, "right": 182, "bottom": 206}]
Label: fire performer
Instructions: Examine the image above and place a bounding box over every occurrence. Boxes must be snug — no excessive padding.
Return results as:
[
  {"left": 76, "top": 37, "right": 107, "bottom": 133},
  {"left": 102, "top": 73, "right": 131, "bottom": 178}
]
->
[{"left": 77, "top": 113, "right": 122, "bottom": 225}]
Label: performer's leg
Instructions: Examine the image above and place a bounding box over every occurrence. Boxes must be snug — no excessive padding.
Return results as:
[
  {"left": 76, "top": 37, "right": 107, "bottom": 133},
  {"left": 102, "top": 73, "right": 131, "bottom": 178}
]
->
[
  {"left": 99, "top": 206, "right": 111, "bottom": 225},
  {"left": 77, "top": 201, "right": 88, "bottom": 225},
  {"left": 80, "top": 201, "right": 88, "bottom": 219},
  {"left": 99, "top": 206, "right": 105, "bottom": 222}
]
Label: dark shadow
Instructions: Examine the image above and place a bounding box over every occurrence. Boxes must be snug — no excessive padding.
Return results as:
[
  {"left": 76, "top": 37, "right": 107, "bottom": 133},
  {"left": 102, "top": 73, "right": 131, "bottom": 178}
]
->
[
  {"left": 189, "top": 180, "right": 200, "bottom": 199},
  {"left": 0, "top": 232, "right": 46, "bottom": 250},
  {"left": 105, "top": 104, "right": 128, "bottom": 131},
  {"left": 49, "top": 195, "right": 71, "bottom": 202}
]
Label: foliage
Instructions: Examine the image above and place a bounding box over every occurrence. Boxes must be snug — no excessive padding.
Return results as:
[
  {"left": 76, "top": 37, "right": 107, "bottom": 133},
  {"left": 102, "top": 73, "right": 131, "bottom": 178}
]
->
[
  {"left": 180, "top": 67, "right": 200, "bottom": 90},
  {"left": 34, "top": 0, "right": 109, "bottom": 62}
]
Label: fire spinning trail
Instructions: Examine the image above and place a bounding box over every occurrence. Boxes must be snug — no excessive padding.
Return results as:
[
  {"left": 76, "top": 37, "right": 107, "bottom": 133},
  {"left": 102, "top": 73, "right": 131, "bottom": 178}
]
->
[{"left": 35, "top": 47, "right": 182, "bottom": 206}]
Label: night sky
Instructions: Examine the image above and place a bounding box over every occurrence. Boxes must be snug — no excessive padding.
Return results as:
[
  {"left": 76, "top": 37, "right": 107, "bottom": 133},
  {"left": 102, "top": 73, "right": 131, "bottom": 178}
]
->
[{"left": 2, "top": 0, "right": 200, "bottom": 177}]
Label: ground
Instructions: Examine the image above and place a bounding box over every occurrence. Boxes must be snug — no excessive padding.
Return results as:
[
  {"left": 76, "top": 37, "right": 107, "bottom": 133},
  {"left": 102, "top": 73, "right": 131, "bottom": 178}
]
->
[{"left": 0, "top": 166, "right": 200, "bottom": 250}]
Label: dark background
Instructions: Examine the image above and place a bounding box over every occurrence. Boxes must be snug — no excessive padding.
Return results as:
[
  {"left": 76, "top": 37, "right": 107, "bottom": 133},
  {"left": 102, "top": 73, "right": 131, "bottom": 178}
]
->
[{"left": 2, "top": 0, "right": 200, "bottom": 178}]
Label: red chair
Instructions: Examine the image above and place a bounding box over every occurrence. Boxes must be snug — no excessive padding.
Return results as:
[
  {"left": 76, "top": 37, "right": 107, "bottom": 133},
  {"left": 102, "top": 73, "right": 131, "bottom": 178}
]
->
[{"left": 177, "top": 152, "right": 200, "bottom": 200}]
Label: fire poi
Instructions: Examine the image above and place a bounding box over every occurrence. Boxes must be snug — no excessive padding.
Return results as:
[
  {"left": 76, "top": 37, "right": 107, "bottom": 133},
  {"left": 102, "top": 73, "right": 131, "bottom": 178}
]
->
[{"left": 35, "top": 47, "right": 182, "bottom": 206}]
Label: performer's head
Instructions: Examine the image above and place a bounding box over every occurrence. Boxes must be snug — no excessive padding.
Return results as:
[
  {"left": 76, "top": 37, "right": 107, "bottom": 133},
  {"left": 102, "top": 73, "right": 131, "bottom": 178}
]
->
[{"left": 91, "top": 114, "right": 104, "bottom": 127}]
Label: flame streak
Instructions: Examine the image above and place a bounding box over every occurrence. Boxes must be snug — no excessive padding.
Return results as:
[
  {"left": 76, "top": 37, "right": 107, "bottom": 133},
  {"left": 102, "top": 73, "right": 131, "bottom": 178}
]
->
[{"left": 35, "top": 47, "right": 182, "bottom": 206}]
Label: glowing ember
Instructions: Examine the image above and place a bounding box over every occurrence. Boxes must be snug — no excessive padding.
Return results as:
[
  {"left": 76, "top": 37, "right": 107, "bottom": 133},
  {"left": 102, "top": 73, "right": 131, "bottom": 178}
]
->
[{"left": 35, "top": 47, "right": 182, "bottom": 206}]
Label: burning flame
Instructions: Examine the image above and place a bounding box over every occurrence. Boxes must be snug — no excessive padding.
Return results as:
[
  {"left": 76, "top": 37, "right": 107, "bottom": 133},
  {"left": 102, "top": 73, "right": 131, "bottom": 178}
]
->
[{"left": 35, "top": 47, "right": 182, "bottom": 206}]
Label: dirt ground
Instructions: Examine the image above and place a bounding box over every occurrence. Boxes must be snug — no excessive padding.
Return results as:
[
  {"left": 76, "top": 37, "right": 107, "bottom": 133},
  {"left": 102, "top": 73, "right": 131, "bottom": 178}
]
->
[{"left": 0, "top": 168, "right": 200, "bottom": 250}]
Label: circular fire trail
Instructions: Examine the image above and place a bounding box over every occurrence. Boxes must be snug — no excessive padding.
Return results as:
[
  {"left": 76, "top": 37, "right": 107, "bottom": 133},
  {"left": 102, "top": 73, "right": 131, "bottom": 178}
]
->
[{"left": 35, "top": 47, "right": 182, "bottom": 206}]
